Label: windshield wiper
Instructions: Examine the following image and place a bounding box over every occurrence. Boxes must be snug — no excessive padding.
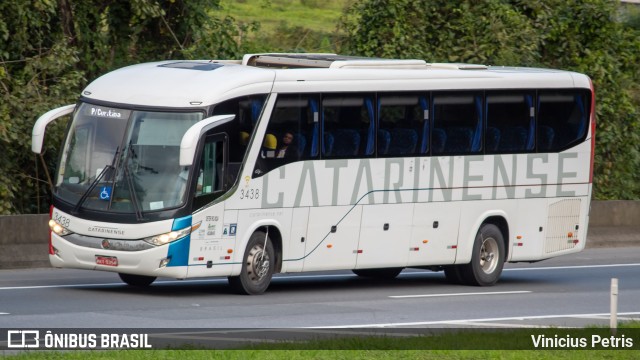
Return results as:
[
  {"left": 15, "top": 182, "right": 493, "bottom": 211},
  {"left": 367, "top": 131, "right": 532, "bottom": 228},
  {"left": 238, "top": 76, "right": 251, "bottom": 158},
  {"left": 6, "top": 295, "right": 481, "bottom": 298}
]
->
[
  {"left": 72, "top": 146, "right": 120, "bottom": 214},
  {"left": 122, "top": 141, "right": 144, "bottom": 221}
]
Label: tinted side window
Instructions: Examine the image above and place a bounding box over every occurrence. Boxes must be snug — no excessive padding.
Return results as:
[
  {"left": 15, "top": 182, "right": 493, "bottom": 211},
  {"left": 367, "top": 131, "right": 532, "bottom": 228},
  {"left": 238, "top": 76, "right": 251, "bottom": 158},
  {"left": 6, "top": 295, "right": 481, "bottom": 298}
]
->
[
  {"left": 486, "top": 92, "right": 535, "bottom": 154},
  {"left": 193, "top": 134, "right": 227, "bottom": 210},
  {"left": 432, "top": 93, "right": 483, "bottom": 155},
  {"left": 253, "top": 94, "right": 319, "bottom": 177},
  {"left": 537, "top": 91, "right": 589, "bottom": 152},
  {"left": 378, "top": 94, "right": 428, "bottom": 156},
  {"left": 212, "top": 94, "right": 267, "bottom": 163},
  {"left": 322, "top": 94, "right": 374, "bottom": 159}
]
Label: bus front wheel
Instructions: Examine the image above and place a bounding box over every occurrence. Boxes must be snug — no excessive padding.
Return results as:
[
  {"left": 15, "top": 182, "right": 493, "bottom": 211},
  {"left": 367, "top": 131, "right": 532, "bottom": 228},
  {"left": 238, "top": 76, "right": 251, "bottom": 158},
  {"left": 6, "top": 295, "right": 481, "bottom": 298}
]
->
[
  {"left": 118, "top": 273, "right": 156, "bottom": 287},
  {"left": 460, "top": 224, "right": 505, "bottom": 286},
  {"left": 228, "top": 231, "right": 275, "bottom": 295}
]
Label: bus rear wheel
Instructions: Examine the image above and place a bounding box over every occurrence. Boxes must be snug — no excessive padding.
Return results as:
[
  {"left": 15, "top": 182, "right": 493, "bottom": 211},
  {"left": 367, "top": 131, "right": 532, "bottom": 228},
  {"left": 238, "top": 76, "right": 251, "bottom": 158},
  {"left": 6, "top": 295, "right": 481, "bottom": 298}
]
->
[
  {"left": 352, "top": 268, "right": 403, "bottom": 279},
  {"left": 228, "top": 231, "right": 275, "bottom": 295},
  {"left": 118, "top": 273, "right": 156, "bottom": 287},
  {"left": 460, "top": 224, "right": 505, "bottom": 286}
]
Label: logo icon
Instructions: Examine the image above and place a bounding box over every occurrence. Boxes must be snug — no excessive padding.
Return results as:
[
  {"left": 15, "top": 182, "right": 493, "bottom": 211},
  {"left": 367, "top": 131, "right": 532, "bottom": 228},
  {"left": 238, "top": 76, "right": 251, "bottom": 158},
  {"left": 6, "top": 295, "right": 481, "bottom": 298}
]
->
[{"left": 7, "top": 330, "right": 40, "bottom": 348}]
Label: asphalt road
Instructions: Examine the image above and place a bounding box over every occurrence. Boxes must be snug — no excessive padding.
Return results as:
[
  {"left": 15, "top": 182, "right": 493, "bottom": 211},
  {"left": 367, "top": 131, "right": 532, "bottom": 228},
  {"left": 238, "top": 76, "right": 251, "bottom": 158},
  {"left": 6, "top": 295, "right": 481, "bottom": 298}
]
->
[{"left": 0, "top": 247, "right": 639, "bottom": 330}]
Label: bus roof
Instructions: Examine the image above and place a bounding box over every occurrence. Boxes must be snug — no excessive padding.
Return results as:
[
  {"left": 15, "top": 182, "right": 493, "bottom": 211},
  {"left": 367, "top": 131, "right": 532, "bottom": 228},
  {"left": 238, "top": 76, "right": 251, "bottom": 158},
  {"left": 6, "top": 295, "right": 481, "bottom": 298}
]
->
[{"left": 81, "top": 54, "right": 591, "bottom": 108}]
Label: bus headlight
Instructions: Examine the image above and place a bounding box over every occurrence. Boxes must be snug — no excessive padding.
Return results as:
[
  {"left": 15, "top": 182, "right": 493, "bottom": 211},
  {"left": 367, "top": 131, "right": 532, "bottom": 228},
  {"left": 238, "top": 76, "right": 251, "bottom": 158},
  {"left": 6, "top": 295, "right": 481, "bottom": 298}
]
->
[
  {"left": 143, "top": 222, "right": 200, "bottom": 246},
  {"left": 48, "top": 219, "right": 73, "bottom": 236}
]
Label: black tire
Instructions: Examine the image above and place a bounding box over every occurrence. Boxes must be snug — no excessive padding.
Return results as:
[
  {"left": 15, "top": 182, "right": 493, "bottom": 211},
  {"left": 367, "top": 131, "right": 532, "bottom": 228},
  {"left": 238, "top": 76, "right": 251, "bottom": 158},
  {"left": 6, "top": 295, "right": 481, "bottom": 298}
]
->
[
  {"left": 118, "top": 273, "right": 156, "bottom": 287},
  {"left": 443, "top": 265, "right": 464, "bottom": 285},
  {"left": 352, "top": 267, "right": 403, "bottom": 279},
  {"left": 459, "top": 224, "right": 505, "bottom": 286},
  {"left": 228, "top": 231, "right": 275, "bottom": 295}
]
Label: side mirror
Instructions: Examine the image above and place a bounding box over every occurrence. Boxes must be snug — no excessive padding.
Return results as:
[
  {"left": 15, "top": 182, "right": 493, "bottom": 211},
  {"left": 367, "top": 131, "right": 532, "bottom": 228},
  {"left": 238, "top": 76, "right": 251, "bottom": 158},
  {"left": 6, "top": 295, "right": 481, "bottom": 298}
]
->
[
  {"left": 179, "top": 114, "right": 235, "bottom": 166},
  {"left": 32, "top": 104, "right": 76, "bottom": 154}
]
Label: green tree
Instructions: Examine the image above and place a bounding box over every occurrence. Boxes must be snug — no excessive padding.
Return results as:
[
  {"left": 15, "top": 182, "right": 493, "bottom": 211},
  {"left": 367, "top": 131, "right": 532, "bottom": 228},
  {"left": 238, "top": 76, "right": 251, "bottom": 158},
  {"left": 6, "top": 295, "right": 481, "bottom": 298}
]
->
[
  {"left": 339, "top": 0, "right": 539, "bottom": 64},
  {"left": 341, "top": 0, "right": 640, "bottom": 199},
  {"left": 0, "top": 0, "right": 250, "bottom": 214}
]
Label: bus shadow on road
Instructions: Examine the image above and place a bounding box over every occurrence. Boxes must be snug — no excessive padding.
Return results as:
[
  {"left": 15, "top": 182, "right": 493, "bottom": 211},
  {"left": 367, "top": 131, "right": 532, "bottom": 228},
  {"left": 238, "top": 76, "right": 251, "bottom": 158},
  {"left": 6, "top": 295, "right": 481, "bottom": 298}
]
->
[{"left": 64, "top": 269, "right": 555, "bottom": 297}]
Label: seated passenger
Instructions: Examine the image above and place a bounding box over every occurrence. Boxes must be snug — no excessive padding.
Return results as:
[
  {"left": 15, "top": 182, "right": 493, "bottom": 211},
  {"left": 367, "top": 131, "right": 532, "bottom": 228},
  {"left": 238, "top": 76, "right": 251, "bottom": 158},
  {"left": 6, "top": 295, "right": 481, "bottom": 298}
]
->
[{"left": 276, "top": 132, "right": 299, "bottom": 160}]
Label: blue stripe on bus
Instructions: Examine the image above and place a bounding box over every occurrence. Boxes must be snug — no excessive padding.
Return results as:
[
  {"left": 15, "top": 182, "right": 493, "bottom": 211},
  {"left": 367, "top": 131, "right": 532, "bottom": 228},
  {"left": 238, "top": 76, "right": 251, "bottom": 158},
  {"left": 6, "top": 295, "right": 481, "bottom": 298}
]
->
[
  {"left": 167, "top": 215, "right": 192, "bottom": 267},
  {"left": 172, "top": 215, "right": 192, "bottom": 231}
]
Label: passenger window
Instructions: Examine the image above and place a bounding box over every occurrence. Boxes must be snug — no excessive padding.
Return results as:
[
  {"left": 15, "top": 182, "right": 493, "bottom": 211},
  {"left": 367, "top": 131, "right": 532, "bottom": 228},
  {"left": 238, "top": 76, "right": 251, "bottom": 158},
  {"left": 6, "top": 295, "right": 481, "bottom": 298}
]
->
[
  {"left": 432, "top": 93, "right": 483, "bottom": 155},
  {"left": 253, "top": 94, "right": 319, "bottom": 177},
  {"left": 212, "top": 95, "right": 266, "bottom": 163},
  {"left": 378, "top": 94, "right": 428, "bottom": 156},
  {"left": 322, "top": 94, "right": 374, "bottom": 158},
  {"left": 486, "top": 93, "right": 535, "bottom": 154},
  {"left": 537, "top": 91, "right": 589, "bottom": 152}
]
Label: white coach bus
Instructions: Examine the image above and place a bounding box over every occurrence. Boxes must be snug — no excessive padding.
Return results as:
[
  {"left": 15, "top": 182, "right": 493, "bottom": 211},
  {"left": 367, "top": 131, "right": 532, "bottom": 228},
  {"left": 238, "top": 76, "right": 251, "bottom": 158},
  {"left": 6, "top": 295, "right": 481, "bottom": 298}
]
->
[{"left": 32, "top": 54, "right": 595, "bottom": 294}]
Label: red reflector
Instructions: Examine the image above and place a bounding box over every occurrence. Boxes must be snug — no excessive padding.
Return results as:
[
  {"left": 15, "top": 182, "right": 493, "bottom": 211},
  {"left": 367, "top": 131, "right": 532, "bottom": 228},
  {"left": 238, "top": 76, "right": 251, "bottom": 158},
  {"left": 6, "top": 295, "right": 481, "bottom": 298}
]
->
[
  {"left": 515, "top": 243, "right": 523, "bottom": 247},
  {"left": 224, "top": 256, "right": 231, "bottom": 260},
  {"left": 448, "top": 245, "right": 457, "bottom": 249},
  {"left": 357, "top": 250, "right": 363, "bottom": 254},
  {"left": 573, "top": 240, "right": 580, "bottom": 245},
  {"left": 197, "top": 257, "right": 204, "bottom": 261}
]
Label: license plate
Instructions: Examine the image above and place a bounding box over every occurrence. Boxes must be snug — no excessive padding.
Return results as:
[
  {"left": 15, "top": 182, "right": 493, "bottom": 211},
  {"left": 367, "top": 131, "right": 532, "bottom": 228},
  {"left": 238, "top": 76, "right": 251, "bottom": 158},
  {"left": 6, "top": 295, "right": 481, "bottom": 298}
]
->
[{"left": 96, "top": 255, "right": 118, "bottom": 267}]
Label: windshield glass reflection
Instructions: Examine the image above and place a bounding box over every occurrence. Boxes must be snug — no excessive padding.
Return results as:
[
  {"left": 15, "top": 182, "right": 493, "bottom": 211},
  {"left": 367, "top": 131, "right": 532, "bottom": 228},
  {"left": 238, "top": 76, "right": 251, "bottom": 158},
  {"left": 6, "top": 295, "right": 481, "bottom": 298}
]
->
[{"left": 56, "top": 103, "right": 203, "bottom": 213}]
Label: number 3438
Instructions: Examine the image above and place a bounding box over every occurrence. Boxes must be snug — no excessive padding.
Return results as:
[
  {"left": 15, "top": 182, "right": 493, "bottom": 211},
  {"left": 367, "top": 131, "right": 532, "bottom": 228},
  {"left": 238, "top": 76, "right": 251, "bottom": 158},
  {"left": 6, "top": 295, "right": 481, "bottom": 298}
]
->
[{"left": 239, "top": 188, "right": 260, "bottom": 200}]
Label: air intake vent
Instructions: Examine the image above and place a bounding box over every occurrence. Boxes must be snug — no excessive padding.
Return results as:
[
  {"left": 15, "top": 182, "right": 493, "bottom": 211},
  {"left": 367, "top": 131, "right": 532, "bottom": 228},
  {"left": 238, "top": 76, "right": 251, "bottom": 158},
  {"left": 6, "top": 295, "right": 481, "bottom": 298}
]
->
[
  {"left": 158, "top": 62, "right": 224, "bottom": 71},
  {"left": 544, "top": 199, "right": 582, "bottom": 254},
  {"left": 428, "top": 63, "right": 488, "bottom": 70}
]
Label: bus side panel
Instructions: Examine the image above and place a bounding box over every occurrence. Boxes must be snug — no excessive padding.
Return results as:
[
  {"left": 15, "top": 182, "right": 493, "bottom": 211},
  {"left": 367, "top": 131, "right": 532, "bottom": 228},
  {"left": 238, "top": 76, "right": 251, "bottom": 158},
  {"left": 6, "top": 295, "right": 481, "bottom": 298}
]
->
[
  {"left": 509, "top": 198, "right": 548, "bottom": 262},
  {"left": 408, "top": 201, "right": 460, "bottom": 267},
  {"left": 355, "top": 203, "right": 414, "bottom": 269},
  {"left": 284, "top": 207, "right": 310, "bottom": 273},
  {"left": 302, "top": 205, "right": 362, "bottom": 272},
  {"left": 185, "top": 203, "right": 231, "bottom": 277}
]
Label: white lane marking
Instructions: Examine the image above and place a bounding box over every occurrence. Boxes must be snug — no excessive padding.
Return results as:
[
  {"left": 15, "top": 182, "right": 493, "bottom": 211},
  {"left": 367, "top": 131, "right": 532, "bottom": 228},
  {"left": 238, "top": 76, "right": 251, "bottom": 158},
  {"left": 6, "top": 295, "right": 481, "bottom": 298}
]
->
[
  {"left": 0, "top": 312, "right": 9, "bottom": 315},
  {"left": 389, "top": 290, "right": 531, "bottom": 299},
  {"left": 309, "top": 312, "right": 640, "bottom": 329},
  {"left": 504, "top": 263, "right": 640, "bottom": 271},
  {"left": 1, "top": 262, "right": 639, "bottom": 291},
  {"left": 453, "top": 322, "right": 555, "bottom": 328},
  {"left": 0, "top": 278, "right": 228, "bottom": 290}
]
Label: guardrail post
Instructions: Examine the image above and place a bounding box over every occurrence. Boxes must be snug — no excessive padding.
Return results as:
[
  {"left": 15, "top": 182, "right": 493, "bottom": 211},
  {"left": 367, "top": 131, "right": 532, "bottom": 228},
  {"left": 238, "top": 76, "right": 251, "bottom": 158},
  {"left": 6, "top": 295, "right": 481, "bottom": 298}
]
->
[{"left": 610, "top": 277, "right": 618, "bottom": 335}]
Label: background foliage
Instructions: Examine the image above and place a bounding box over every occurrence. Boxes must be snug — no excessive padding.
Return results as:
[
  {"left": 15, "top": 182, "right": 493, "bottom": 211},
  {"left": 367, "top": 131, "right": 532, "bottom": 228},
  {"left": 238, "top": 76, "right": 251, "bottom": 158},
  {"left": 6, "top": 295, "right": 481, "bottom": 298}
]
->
[
  {"left": 1, "top": 0, "right": 638, "bottom": 214},
  {"left": 0, "top": 0, "right": 250, "bottom": 214}
]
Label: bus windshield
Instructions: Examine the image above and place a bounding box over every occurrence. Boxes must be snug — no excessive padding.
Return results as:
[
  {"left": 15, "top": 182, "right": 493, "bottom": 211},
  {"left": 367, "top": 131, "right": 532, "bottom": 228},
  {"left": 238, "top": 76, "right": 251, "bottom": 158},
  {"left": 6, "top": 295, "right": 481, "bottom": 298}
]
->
[{"left": 55, "top": 103, "right": 203, "bottom": 213}]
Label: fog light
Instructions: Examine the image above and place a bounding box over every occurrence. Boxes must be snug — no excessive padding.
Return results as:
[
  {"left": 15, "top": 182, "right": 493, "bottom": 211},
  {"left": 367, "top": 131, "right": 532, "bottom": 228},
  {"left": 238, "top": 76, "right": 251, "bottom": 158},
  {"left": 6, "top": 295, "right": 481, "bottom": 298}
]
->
[{"left": 159, "top": 257, "right": 171, "bottom": 268}]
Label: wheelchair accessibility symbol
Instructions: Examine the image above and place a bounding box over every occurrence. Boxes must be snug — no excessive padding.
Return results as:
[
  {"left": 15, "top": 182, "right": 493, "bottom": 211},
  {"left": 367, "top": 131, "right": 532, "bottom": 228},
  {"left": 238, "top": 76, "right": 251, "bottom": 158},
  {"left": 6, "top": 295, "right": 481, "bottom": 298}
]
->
[{"left": 99, "top": 186, "right": 112, "bottom": 200}]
